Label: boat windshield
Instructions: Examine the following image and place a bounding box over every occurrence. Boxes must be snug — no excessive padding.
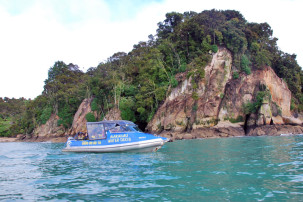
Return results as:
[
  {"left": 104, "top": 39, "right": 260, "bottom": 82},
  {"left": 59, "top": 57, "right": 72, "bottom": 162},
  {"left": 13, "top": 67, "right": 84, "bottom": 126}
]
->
[
  {"left": 109, "top": 125, "right": 133, "bottom": 133},
  {"left": 86, "top": 123, "right": 106, "bottom": 140},
  {"left": 109, "top": 125, "right": 142, "bottom": 133},
  {"left": 131, "top": 126, "right": 142, "bottom": 132},
  {"left": 104, "top": 123, "right": 116, "bottom": 131}
]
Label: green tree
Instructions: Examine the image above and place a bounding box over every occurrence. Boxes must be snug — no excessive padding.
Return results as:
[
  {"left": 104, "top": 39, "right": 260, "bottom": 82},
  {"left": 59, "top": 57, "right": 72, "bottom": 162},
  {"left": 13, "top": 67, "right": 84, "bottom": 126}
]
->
[{"left": 240, "top": 54, "right": 251, "bottom": 75}]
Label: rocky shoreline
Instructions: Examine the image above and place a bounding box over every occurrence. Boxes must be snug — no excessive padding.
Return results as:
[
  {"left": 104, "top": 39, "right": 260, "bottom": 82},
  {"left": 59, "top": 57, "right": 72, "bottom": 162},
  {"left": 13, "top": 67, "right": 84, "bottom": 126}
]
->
[
  {"left": 2, "top": 124, "right": 303, "bottom": 143},
  {"left": 0, "top": 134, "right": 67, "bottom": 143},
  {"left": 7, "top": 49, "right": 300, "bottom": 145},
  {"left": 158, "top": 124, "right": 303, "bottom": 141},
  {"left": 0, "top": 137, "right": 18, "bottom": 142}
]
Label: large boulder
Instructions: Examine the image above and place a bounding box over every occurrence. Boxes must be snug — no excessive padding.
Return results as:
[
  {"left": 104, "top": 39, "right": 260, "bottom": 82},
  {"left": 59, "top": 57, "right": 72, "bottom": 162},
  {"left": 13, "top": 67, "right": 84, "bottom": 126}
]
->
[
  {"left": 282, "top": 116, "right": 303, "bottom": 125},
  {"left": 247, "top": 125, "right": 303, "bottom": 136}
]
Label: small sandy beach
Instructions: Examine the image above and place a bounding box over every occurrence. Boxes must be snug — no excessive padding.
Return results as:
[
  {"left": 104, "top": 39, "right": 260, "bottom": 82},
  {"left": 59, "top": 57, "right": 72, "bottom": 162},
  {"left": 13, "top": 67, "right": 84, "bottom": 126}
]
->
[{"left": 0, "top": 137, "right": 18, "bottom": 142}]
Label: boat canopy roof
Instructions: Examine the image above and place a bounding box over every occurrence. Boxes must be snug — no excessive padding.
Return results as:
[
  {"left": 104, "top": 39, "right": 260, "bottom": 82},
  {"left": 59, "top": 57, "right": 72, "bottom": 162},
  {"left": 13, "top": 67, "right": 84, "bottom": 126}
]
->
[
  {"left": 87, "top": 120, "right": 136, "bottom": 126},
  {"left": 86, "top": 120, "right": 137, "bottom": 140}
]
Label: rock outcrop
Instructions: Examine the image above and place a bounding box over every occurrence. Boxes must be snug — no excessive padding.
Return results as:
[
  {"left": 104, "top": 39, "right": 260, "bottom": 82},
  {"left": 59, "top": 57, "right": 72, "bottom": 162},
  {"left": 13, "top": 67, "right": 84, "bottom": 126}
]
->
[
  {"left": 68, "top": 98, "right": 95, "bottom": 135},
  {"left": 68, "top": 99, "right": 122, "bottom": 135},
  {"left": 24, "top": 98, "right": 96, "bottom": 142},
  {"left": 104, "top": 107, "right": 122, "bottom": 121},
  {"left": 29, "top": 97, "right": 123, "bottom": 142},
  {"left": 22, "top": 113, "right": 66, "bottom": 142},
  {"left": 147, "top": 47, "right": 233, "bottom": 133},
  {"left": 33, "top": 114, "right": 65, "bottom": 137},
  {"left": 147, "top": 47, "right": 302, "bottom": 140},
  {"left": 219, "top": 66, "right": 291, "bottom": 127}
]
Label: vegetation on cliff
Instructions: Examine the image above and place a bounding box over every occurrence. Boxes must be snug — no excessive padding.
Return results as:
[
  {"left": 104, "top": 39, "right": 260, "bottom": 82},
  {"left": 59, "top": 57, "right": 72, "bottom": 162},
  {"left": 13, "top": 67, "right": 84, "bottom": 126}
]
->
[{"left": 1, "top": 9, "right": 302, "bottom": 137}]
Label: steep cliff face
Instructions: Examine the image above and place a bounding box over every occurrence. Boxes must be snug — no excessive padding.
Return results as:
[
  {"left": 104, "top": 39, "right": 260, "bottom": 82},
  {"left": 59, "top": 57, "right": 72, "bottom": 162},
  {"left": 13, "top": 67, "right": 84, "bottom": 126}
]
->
[
  {"left": 68, "top": 98, "right": 94, "bottom": 135},
  {"left": 147, "top": 47, "right": 233, "bottom": 133},
  {"left": 147, "top": 47, "right": 300, "bottom": 139},
  {"left": 219, "top": 66, "right": 291, "bottom": 126},
  {"left": 194, "top": 48, "right": 232, "bottom": 129}
]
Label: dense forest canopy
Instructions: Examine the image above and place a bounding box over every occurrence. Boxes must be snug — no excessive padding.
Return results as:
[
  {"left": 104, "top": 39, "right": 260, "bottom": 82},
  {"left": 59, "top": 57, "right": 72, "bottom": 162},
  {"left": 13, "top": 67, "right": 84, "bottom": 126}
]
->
[{"left": 1, "top": 9, "right": 302, "bottom": 137}]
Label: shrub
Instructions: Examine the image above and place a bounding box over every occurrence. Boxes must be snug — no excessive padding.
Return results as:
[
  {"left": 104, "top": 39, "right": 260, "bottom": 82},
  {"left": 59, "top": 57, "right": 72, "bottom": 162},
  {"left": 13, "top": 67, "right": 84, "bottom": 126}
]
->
[
  {"left": 233, "top": 72, "right": 239, "bottom": 79},
  {"left": 271, "top": 102, "right": 282, "bottom": 116},
  {"left": 211, "top": 44, "right": 218, "bottom": 53},
  {"left": 243, "top": 66, "right": 251, "bottom": 75},
  {"left": 243, "top": 102, "right": 256, "bottom": 114},
  {"left": 137, "top": 107, "right": 145, "bottom": 114},
  {"left": 229, "top": 116, "right": 244, "bottom": 123},
  {"left": 171, "top": 77, "right": 178, "bottom": 88},
  {"left": 155, "top": 86, "right": 167, "bottom": 102},
  {"left": 180, "top": 63, "right": 187, "bottom": 72},
  {"left": 192, "top": 82, "right": 198, "bottom": 90},
  {"left": 187, "top": 71, "right": 194, "bottom": 79},
  {"left": 290, "top": 99, "right": 296, "bottom": 111},
  {"left": 197, "top": 68, "right": 205, "bottom": 79},
  {"left": 192, "top": 92, "right": 199, "bottom": 100},
  {"left": 243, "top": 91, "right": 268, "bottom": 114},
  {"left": 147, "top": 109, "right": 156, "bottom": 122},
  {"left": 85, "top": 112, "right": 96, "bottom": 122},
  {"left": 91, "top": 99, "right": 98, "bottom": 111},
  {"left": 192, "top": 103, "right": 198, "bottom": 111},
  {"left": 241, "top": 54, "right": 251, "bottom": 75}
]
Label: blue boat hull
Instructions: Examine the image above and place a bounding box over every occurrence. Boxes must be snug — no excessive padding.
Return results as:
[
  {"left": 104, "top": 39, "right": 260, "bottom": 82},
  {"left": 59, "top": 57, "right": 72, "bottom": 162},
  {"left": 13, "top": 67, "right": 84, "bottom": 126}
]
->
[{"left": 62, "top": 138, "right": 166, "bottom": 153}]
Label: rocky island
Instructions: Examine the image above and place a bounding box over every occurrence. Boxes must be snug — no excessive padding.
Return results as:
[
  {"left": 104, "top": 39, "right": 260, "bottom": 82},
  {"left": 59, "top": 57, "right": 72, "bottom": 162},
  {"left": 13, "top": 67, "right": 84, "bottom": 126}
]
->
[
  {"left": 1, "top": 9, "right": 303, "bottom": 142},
  {"left": 147, "top": 47, "right": 303, "bottom": 140}
]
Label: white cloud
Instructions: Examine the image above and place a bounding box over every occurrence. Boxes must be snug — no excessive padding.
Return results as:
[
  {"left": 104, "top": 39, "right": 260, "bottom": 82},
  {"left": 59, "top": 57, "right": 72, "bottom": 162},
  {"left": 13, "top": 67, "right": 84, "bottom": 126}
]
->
[{"left": 0, "top": 0, "right": 302, "bottom": 99}]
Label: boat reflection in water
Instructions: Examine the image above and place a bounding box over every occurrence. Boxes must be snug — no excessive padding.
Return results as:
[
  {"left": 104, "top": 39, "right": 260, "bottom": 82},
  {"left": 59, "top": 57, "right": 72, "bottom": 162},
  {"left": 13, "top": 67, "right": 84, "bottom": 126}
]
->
[{"left": 62, "top": 120, "right": 169, "bottom": 153}]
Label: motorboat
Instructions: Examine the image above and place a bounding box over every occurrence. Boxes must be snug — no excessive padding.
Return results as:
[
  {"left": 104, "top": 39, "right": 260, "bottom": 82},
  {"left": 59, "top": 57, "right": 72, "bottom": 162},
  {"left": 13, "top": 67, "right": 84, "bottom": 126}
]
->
[{"left": 62, "top": 120, "right": 169, "bottom": 152}]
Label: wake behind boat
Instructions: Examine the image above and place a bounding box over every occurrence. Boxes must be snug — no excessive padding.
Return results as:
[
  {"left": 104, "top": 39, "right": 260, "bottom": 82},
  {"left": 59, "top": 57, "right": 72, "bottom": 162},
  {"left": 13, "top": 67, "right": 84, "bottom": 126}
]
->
[{"left": 62, "top": 120, "right": 169, "bottom": 153}]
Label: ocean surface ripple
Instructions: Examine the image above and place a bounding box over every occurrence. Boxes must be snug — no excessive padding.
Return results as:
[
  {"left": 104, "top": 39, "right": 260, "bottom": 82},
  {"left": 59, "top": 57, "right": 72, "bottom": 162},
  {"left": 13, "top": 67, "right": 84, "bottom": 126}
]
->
[{"left": 1, "top": 135, "right": 303, "bottom": 201}]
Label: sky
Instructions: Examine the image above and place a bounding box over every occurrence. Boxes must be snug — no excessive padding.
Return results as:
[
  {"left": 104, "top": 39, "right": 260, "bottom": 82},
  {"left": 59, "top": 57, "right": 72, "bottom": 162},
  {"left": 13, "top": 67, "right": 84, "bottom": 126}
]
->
[{"left": 0, "top": 0, "right": 302, "bottom": 99}]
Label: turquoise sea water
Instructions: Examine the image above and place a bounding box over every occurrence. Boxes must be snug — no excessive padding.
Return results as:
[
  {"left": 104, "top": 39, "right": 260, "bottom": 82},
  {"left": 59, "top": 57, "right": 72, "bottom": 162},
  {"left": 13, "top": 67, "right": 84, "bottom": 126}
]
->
[{"left": 0, "top": 135, "right": 303, "bottom": 201}]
